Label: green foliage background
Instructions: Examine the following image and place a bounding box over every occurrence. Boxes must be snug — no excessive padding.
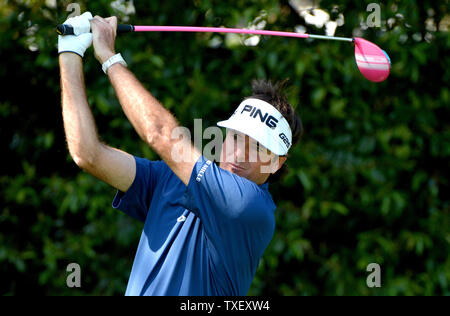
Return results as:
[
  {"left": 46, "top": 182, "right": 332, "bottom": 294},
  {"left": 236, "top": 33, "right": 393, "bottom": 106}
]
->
[{"left": 1, "top": 0, "right": 449, "bottom": 295}]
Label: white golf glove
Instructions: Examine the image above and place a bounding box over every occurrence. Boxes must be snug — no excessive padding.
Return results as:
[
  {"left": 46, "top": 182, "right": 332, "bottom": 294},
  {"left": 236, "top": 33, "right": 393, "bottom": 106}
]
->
[{"left": 58, "top": 12, "right": 93, "bottom": 58}]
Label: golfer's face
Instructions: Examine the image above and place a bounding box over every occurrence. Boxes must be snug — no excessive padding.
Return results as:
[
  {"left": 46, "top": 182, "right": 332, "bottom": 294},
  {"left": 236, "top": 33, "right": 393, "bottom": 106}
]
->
[{"left": 219, "top": 130, "right": 278, "bottom": 184}]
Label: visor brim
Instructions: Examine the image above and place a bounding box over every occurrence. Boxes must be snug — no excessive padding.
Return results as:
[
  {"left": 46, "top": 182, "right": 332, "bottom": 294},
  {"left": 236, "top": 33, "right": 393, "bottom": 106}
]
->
[{"left": 217, "top": 119, "right": 287, "bottom": 156}]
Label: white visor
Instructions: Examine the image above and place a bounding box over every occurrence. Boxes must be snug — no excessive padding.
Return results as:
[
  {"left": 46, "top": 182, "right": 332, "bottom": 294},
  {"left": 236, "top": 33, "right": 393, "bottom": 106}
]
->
[{"left": 217, "top": 98, "right": 292, "bottom": 156}]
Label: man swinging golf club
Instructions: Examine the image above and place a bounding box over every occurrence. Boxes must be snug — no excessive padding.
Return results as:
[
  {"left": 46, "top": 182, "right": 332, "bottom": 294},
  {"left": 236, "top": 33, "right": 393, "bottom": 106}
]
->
[{"left": 59, "top": 12, "right": 302, "bottom": 295}]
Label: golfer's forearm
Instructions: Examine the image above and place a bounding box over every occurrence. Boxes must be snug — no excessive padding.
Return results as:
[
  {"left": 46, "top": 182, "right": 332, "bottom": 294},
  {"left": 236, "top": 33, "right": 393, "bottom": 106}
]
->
[
  {"left": 107, "top": 64, "right": 179, "bottom": 147},
  {"left": 59, "top": 54, "right": 101, "bottom": 167}
]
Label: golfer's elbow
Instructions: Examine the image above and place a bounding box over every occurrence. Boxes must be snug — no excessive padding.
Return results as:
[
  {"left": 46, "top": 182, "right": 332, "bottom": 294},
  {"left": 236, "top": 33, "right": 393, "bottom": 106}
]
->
[
  {"left": 72, "top": 153, "right": 92, "bottom": 171},
  {"left": 68, "top": 142, "right": 99, "bottom": 171},
  {"left": 142, "top": 121, "right": 165, "bottom": 146},
  {"left": 143, "top": 120, "right": 177, "bottom": 150}
]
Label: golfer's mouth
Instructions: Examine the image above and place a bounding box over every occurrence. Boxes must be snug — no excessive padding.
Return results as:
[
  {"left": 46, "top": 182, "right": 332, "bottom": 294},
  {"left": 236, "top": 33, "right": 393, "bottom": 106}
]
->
[{"left": 228, "top": 163, "right": 246, "bottom": 171}]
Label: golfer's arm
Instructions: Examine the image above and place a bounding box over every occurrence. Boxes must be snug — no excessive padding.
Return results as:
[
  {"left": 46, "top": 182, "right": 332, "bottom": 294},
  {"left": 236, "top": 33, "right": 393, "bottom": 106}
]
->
[
  {"left": 59, "top": 53, "right": 135, "bottom": 192},
  {"left": 107, "top": 63, "right": 200, "bottom": 185}
]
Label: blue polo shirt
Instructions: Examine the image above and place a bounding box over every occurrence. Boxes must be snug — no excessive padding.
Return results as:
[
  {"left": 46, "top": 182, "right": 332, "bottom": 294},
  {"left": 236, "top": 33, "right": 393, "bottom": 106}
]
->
[{"left": 112, "top": 155, "right": 276, "bottom": 296}]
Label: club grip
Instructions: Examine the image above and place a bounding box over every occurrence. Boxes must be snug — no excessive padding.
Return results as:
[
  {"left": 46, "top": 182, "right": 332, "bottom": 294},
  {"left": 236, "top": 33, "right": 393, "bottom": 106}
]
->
[
  {"left": 117, "top": 24, "right": 135, "bottom": 33},
  {"left": 56, "top": 24, "right": 134, "bottom": 35},
  {"left": 56, "top": 24, "right": 74, "bottom": 35}
]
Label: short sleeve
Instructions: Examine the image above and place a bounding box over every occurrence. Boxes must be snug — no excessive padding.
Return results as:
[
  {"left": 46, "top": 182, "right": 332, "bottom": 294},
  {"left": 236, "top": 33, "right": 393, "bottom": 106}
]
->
[
  {"left": 112, "top": 156, "right": 167, "bottom": 222},
  {"left": 179, "top": 156, "right": 276, "bottom": 258}
]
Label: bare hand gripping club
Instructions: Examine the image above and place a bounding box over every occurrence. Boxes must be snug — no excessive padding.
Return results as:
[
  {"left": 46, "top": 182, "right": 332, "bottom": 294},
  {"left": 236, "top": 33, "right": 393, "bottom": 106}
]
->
[{"left": 56, "top": 23, "right": 391, "bottom": 82}]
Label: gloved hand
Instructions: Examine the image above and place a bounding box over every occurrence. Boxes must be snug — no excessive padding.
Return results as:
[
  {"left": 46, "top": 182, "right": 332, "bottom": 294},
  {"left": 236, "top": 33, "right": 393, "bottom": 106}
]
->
[{"left": 58, "top": 12, "right": 93, "bottom": 58}]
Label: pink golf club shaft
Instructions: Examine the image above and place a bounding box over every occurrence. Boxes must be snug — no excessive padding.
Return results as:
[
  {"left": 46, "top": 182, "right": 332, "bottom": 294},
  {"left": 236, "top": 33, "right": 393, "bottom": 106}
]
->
[
  {"left": 56, "top": 23, "right": 354, "bottom": 42},
  {"left": 133, "top": 26, "right": 354, "bottom": 42}
]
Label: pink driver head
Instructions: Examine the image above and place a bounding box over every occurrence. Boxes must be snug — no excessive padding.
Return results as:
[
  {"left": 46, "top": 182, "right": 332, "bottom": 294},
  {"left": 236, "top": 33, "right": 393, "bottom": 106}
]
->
[{"left": 354, "top": 37, "right": 391, "bottom": 82}]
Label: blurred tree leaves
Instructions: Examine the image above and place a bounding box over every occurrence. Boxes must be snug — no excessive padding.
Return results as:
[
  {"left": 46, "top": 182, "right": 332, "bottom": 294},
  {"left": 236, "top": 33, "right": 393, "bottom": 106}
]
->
[{"left": 0, "top": 0, "right": 449, "bottom": 295}]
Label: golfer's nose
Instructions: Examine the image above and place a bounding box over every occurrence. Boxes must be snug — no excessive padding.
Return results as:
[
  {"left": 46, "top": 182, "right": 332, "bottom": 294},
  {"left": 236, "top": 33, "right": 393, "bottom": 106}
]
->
[{"left": 234, "top": 139, "right": 248, "bottom": 162}]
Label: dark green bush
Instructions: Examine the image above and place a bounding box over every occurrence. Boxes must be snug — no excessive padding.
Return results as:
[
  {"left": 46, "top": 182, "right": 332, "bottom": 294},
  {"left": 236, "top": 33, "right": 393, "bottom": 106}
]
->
[{"left": 1, "top": 0, "right": 448, "bottom": 295}]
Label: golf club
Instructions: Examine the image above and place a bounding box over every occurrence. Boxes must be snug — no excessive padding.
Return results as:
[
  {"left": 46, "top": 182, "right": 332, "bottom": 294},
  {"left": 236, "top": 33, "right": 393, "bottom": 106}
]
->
[{"left": 57, "top": 24, "right": 391, "bottom": 82}]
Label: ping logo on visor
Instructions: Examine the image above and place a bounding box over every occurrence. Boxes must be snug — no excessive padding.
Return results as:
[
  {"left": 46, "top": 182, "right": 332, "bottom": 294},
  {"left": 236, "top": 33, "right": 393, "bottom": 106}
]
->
[
  {"left": 240, "top": 105, "right": 279, "bottom": 129},
  {"left": 217, "top": 98, "right": 293, "bottom": 156}
]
